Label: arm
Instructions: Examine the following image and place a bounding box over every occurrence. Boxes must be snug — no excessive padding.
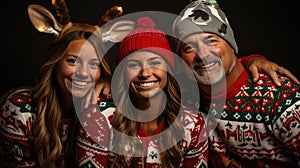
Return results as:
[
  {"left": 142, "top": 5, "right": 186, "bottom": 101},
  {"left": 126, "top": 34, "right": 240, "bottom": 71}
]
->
[
  {"left": 182, "top": 110, "right": 209, "bottom": 167},
  {"left": 273, "top": 86, "right": 300, "bottom": 163},
  {"left": 77, "top": 101, "right": 114, "bottom": 168},
  {"left": 239, "top": 54, "right": 300, "bottom": 86},
  {"left": 0, "top": 89, "right": 38, "bottom": 167},
  {"left": 83, "top": 79, "right": 111, "bottom": 109}
]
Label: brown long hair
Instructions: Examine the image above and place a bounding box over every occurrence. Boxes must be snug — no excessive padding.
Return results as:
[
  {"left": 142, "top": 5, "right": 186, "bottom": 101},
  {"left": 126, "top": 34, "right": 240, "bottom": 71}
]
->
[
  {"left": 110, "top": 63, "right": 184, "bottom": 168},
  {"left": 32, "top": 30, "right": 111, "bottom": 167}
]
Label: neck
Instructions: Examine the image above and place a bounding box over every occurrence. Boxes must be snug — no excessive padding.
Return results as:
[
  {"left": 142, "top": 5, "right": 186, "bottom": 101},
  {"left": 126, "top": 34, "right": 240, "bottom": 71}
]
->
[
  {"left": 133, "top": 92, "right": 165, "bottom": 112},
  {"left": 132, "top": 93, "right": 164, "bottom": 130},
  {"left": 140, "top": 119, "right": 159, "bottom": 136}
]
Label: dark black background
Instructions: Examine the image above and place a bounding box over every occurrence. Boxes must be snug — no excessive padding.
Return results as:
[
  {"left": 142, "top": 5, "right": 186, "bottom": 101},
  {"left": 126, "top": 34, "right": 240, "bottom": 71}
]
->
[{"left": 1, "top": 0, "right": 299, "bottom": 96}]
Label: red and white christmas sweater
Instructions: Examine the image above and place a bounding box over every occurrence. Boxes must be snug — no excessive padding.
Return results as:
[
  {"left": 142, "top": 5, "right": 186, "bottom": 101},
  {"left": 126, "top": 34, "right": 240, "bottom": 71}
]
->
[
  {"left": 77, "top": 98, "right": 209, "bottom": 168},
  {"left": 198, "top": 69, "right": 300, "bottom": 168},
  {"left": 0, "top": 89, "right": 73, "bottom": 167}
]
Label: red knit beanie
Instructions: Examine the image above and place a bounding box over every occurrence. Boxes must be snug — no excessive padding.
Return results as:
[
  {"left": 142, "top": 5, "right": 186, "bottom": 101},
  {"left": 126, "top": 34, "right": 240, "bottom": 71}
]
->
[{"left": 116, "top": 16, "right": 175, "bottom": 70}]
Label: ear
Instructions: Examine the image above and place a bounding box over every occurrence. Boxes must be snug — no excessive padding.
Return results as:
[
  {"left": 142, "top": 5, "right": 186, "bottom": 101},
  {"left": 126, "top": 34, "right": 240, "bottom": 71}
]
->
[
  {"left": 101, "top": 20, "right": 135, "bottom": 43},
  {"left": 27, "top": 4, "right": 63, "bottom": 36}
]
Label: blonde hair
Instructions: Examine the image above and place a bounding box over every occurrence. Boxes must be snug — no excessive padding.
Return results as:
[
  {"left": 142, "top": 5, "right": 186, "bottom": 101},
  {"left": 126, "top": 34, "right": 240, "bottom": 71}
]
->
[
  {"left": 33, "top": 30, "right": 111, "bottom": 167},
  {"left": 110, "top": 63, "right": 184, "bottom": 168}
]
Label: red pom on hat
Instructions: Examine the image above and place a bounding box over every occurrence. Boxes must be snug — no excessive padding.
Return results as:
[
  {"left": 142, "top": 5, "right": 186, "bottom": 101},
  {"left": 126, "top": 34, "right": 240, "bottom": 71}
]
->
[
  {"left": 116, "top": 16, "right": 175, "bottom": 70},
  {"left": 136, "top": 16, "right": 156, "bottom": 28}
]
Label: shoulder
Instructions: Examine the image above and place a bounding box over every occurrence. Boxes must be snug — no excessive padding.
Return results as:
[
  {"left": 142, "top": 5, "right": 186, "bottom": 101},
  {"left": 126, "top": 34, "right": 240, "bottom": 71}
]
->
[
  {"left": 79, "top": 98, "right": 115, "bottom": 128},
  {"left": 180, "top": 106, "right": 208, "bottom": 156},
  {"left": 181, "top": 105, "right": 205, "bottom": 128},
  {"left": 77, "top": 99, "right": 114, "bottom": 149},
  {"left": 4, "top": 88, "right": 34, "bottom": 104},
  {"left": 0, "top": 88, "right": 37, "bottom": 135},
  {"left": 1, "top": 88, "right": 36, "bottom": 115},
  {"left": 97, "top": 98, "right": 116, "bottom": 118},
  {"left": 244, "top": 74, "right": 300, "bottom": 96},
  {"left": 255, "top": 74, "right": 299, "bottom": 87},
  {"left": 182, "top": 106, "right": 204, "bottom": 120},
  {"left": 255, "top": 74, "right": 300, "bottom": 98}
]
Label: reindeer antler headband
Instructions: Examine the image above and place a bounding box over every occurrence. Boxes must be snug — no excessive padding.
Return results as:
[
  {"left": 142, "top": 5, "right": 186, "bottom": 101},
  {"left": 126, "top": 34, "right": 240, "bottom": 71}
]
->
[
  {"left": 28, "top": 0, "right": 135, "bottom": 43},
  {"left": 52, "top": 0, "right": 70, "bottom": 25}
]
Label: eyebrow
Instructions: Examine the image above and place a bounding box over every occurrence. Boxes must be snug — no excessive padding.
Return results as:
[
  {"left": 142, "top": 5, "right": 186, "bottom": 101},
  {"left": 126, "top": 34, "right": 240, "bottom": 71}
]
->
[
  {"left": 184, "top": 34, "right": 216, "bottom": 43},
  {"left": 148, "top": 56, "right": 164, "bottom": 61},
  {"left": 65, "top": 54, "right": 99, "bottom": 62},
  {"left": 65, "top": 54, "right": 78, "bottom": 58},
  {"left": 127, "top": 56, "right": 164, "bottom": 62},
  {"left": 204, "top": 34, "right": 216, "bottom": 40}
]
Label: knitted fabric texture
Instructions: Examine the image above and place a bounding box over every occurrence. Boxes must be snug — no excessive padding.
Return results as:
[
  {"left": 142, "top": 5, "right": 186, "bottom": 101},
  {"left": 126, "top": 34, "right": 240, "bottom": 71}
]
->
[
  {"left": 172, "top": 0, "right": 238, "bottom": 53},
  {"left": 117, "top": 16, "right": 175, "bottom": 70}
]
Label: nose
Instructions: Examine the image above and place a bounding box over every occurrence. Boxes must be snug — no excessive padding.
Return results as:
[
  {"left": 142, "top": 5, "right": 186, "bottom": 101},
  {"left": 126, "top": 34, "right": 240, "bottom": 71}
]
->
[
  {"left": 75, "top": 64, "right": 89, "bottom": 78},
  {"left": 139, "top": 67, "right": 151, "bottom": 78},
  {"left": 196, "top": 43, "right": 210, "bottom": 60}
]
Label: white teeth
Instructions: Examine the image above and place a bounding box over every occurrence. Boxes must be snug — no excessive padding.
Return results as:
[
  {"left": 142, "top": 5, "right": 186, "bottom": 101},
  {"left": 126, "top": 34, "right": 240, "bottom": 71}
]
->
[
  {"left": 139, "top": 82, "right": 155, "bottom": 87},
  {"left": 73, "top": 80, "right": 88, "bottom": 86},
  {"left": 201, "top": 62, "right": 216, "bottom": 68}
]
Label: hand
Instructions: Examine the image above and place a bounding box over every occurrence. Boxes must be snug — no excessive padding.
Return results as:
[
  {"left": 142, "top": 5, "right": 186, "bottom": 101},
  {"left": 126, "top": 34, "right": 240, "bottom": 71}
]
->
[
  {"left": 95, "top": 79, "right": 111, "bottom": 99},
  {"left": 247, "top": 56, "right": 300, "bottom": 86},
  {"left": 83, "top": 79, "right": 111, "bottom": 109}
]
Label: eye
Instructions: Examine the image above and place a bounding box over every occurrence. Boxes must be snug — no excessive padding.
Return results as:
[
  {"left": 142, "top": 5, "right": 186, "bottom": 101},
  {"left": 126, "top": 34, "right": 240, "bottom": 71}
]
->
[
  {"left": 205, "top": 38, "right": 217, "bottom": 46},
  {"left": 127, "top": 62, "right": 141, "bottom": 69},
  {"left": 149, "top": 61, "right": 161, "bottom": 67},
  {"left": 183, "top": 43, "right": 196, "bottom": 53},
  {"left": 66, "top": 58, "right": 77, "bottom": 65},
  {"left": 89, "top": 61, "right": 100, "bottom": 69}
]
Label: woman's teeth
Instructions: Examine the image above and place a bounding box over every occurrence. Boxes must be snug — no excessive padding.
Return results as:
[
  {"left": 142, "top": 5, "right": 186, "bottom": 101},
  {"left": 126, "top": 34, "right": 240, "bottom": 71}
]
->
[
  {"left": 139, "top": 82, "right": 155, "bottom": 87},
  {"left": 73, "top": 80, "right": 88, "bottom": 86}
]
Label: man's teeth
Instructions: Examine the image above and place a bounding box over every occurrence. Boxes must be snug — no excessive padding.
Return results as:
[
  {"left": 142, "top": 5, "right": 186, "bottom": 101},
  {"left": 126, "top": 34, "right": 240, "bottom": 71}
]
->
[
  {"left": 73, "top": 80, "right": 88, "bottom": 86},
  {"left": 200, "top": 62, "right": 216, "bottom": 68},
  {"left": 139, "top": 82, "right": 155, "bottom": 87}
]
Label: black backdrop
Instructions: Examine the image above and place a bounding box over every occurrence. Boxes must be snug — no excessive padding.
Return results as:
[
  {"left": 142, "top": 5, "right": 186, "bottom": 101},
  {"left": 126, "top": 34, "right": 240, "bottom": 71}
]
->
[{"left": 1, "top": 0, "right": 299, "bottom": 96}]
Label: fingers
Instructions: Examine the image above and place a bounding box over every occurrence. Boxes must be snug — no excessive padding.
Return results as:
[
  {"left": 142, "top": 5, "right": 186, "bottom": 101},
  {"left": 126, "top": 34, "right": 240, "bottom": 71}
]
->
[
  {"left": 276, "top": 66, "right": 300, "bottom": 84},
  {"left": 82, "top": 81, "right": 112, "bottom": 109},
  {"left": 247, "top": 59, "right": 282, "bottom": 86},
  {"left": 101, "top": 82, "right": 111, "bottom": 98},
  {"left": 94, "top": 83, "right": 103, "bottom": 99},
  {"left": 95, "top": 80, "right": 111, "bottom": 98},
  {"left": 102, "top": 87, "right": 111, "bottom": 99},
  {"left": 268, "top": 69, "right": 281, "bottom": 86},
  {"left": 276, "top": 66, "right": 282, "bottom": 73},
  {"left": 255, "top": 65, "right": 300, "bottom": 86},
  {"left": 247, "top": 56, "right": 299, "bottom": 86},
  {"left": 248, "top": 66, "right": 259, "bottom": 83}
]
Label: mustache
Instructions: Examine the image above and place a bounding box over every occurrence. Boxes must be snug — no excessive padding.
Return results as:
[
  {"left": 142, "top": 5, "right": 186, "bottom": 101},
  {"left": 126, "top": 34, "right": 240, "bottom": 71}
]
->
[{"left": 192, "top": 56, "right": 221, "bottom": 69}]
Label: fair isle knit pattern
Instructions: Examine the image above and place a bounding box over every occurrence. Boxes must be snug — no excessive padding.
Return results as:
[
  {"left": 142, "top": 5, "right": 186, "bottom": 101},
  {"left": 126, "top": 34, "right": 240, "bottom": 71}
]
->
[
  {"left": 77, "top": 99, "right": 209, "bottom": 168},
  {"left": 77, "top": 98, "right": 115, "bottom": 168},
  {"left": 0, "top": 89, "right": 37, "bottom": 167},
  {"left": 0, "top": 89, "right": 73, "bottom": 167},
  {"left": 201, "top": 69, "right": 300, "bottom": 167}
]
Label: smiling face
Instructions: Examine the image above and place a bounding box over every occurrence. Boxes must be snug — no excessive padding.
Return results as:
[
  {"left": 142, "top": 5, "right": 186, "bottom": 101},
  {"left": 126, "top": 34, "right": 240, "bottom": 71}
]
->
[
  {"left": 56, "top": 39, "right": 101, "bottom": 98},
  {"left": 179, "top": 32, "right": 235, "bottom": 85},
  {"left": 125, "top": 51, "right": 168, "bottom": 100}
]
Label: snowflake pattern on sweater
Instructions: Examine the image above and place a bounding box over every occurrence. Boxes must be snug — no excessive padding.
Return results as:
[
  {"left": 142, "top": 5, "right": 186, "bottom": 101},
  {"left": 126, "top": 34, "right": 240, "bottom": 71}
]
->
[
  {"left": 77, "top": 98, "right": 209, "bottom": 168},
  {"left": 198, "top": 70, "right": 300, "bottom": 168},
  {"left": 0, "top": 89, "right": 73, "bottom": 167},
  {"left": 77, "top": 98, "right": 115, "bottom": 168}
]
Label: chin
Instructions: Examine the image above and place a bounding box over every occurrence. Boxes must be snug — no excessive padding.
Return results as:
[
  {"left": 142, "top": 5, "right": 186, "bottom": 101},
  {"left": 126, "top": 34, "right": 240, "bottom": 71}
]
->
[
  {"left": 196, "top": 74, "right": 222, "bottom": 85},
  {"left": 71, "top": 90, "right": 89, "bottom": 98}
]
